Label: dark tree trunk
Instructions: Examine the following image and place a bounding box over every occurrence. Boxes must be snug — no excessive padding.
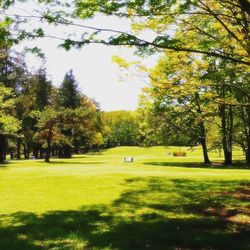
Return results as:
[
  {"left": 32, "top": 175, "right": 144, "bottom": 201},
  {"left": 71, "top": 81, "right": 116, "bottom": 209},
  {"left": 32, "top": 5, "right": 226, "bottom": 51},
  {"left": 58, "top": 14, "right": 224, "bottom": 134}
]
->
[
  {"left": 200, "top": 137, "right": 211, "bottom": 165},
  {"left": 16, "top": 139, "right": 21, "bottom": 160},
  {"left": 45, "top": 139, "right": 51, "bottom": 162},
  {"left": 63, "top": 145, "right": 72, "bottom": 158},
  {"left": 39, "top": 148, "right": 44, "bottom": 159},
  {"left": 23, "top": 143, "right": 30, "bottom": 159},
  {"left": 51, "top": 147, "right": 56, "bottom": 157},
  {"left": 220, "top": 104, "right": 233, "bottom": 166},
  {"left": 246, "top": 143, "right": 250, "bottom": 166},
  {"left": 245, "top": 105, "right": 250, "bottom": 165},
  {"left": 33, "top": 148, "right": 39, "bottom": 159},
  {"left": 199, "top": 125, "right": 211, "bottom": 165},
  {"left": 58, "top": 147, "right": 63, "bottom": 158},
  {"left": 0, "top": 135, "right": 7, "bottom": 163},
  {"left": 196, "top": 108, "right": 211, "bottom": 165},
  {"left": 10, "top": 148, "right": 14, "bottom": 160},
  {"left": 195, "top": 93, "right": 211, "bottom": 165}
]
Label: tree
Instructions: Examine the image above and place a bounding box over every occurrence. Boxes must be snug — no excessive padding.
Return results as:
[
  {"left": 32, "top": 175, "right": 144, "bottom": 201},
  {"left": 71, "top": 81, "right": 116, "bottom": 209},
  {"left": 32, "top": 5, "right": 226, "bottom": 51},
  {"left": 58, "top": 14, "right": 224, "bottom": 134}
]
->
[
  {"left": 138, "top": 51, "right": 213, "bottom": 164},
  {"left": 56, "top": 70, "right": 80, "bottom": 157},
  {"left": 57, "top": 69, "right": 80, "bottom": 109},
  {"left": 202, "top": 58, "right": 250, "bottom": 165},
  {"left": 0, "top": 84, "right": 21, "bottom": 163},
  {"left": 32, "top": 107, "right": 96, "bottom": 162},
  {"left": 0, "top": 48, "right": 30, "bottom": 159},
  {"left": 103, "top": 110, "right": 140, "bottom": 147}
]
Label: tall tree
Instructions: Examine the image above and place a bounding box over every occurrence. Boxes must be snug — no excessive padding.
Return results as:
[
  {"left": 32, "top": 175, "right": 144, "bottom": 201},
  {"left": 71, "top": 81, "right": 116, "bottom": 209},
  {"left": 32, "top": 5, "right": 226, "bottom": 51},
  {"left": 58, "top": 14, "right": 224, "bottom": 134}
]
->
[
  {"left": 139, "top": 52, "right": 213, "bottom": 164},
  {"left": 56, "top": 70, "right": 80, "bottom": 157},
  {"left": 0, "top": 48, "right": 29, "bottom": 159},
  {"left": 0, "top": 84, "right": 21, "bottom": 163},
  {"left": 57, "top": 69, "right": 80, "bottom": 109}
]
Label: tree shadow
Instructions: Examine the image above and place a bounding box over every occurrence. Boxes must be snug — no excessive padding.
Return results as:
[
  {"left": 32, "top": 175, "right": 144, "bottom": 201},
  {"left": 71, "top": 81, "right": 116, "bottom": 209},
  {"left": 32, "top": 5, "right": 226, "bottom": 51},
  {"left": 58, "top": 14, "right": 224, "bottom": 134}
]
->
[
  {"left": 144, "top": 161, "right": 250, "bottom": 170},
  {"left": 86, "top": 151, "right": 104, "bottom": 155},
  {"left": 0, "top": 161, "right": 13, "bottom": 168},
  {"left": 37, "top": 161, "right": 104, "bottom": 165},
  {"left": 0, "top": 177, "right": 249, "bottom": 250}
]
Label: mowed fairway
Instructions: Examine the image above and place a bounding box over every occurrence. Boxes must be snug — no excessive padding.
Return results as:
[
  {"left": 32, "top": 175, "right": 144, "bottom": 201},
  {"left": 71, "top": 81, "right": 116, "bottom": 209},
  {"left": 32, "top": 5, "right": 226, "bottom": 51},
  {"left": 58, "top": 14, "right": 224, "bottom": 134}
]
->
[{"left": 0, "top": 147, "right": 249, "bottom": 250}]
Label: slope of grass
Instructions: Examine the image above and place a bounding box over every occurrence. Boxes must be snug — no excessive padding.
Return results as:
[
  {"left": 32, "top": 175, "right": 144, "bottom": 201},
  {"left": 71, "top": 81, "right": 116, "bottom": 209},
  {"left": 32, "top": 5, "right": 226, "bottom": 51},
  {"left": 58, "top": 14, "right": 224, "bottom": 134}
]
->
[{"left": 0, "top": 146, "right": 249, "bottom": 249}]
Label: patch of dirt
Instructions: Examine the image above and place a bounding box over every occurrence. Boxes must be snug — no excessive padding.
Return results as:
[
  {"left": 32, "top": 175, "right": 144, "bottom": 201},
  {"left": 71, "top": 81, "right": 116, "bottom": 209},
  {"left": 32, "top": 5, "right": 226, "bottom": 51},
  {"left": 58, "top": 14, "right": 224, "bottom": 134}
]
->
[
  {"left": 208, "top": 186, "right": 250, "bottom": 201},
  {"left": 203, "top": 206, "right": 250, "bottom": 225},
  {"left": 226, "top": 214, "right": 250, "bottom": 225},
  {"left": 204, "top": 207, "right": 237, "bottom": 217},
  {"left": 233, "top": 187, "right": 250, "bottom": 200}
]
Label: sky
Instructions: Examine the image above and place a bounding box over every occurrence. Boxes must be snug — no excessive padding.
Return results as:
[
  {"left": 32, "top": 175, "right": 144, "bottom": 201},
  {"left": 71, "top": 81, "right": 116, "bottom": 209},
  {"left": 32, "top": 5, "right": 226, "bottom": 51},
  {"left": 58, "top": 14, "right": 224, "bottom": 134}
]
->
[
  {"left": 23, "top": 41, "right": 147, "bottom": 111},
  {"left": 9, "top": 2, "right": 158, "bottom": 111}
]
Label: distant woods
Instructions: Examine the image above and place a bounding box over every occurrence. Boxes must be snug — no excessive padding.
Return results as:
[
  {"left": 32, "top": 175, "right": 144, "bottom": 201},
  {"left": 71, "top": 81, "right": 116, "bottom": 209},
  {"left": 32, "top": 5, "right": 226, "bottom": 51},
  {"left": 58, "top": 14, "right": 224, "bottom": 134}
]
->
[{"left": 0, "top": 47, "right": 250, "bottom": 166}]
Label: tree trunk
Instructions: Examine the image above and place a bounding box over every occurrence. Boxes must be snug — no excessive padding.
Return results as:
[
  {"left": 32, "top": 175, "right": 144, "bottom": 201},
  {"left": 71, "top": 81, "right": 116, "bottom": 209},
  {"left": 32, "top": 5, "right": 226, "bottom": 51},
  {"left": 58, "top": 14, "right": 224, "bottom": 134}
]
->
[
  {"left": 23, "top": 143, "right": 30, "bottom": 159},
  {"left": 200, "top": 137, "right": 211, "bottom": 165},
  {"left": 17, "top": 139, "right": 21, "bottom": 160},
  {"left": 33, "top": 148, "right": 39, "bottom": 159},
  {"left": 245, "top": 105, "right": 250, "bottom": 165},
  {"left": 10, "top": 148, "right": 14, "bottom": 160},
  {"left": 45, "top": 139, "right": 51, "bottom": 162},
  {"left": 58, "top": 147, "right": 63, "bottom": 158},
  {"left": 39, "top": 148, "right": 44, "bottom": 159},
  {"left": 220, "top": 104, "right": 233, "bottom": 166},
  {"left": 0, "top": 135, "right": 7, "bottom": 163},
  {"left": 246, "top": 143, "right": 250, "bottom": 166},
  {"left": 195, "top": 93, "right": 211, "bottom": 165}
]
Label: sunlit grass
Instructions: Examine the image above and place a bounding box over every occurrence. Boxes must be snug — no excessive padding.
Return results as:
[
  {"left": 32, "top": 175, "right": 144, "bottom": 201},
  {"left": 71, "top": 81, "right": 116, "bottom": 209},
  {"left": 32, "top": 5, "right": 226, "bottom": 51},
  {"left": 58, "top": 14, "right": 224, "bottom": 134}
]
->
[{"left": 0, "top": 146, "right": 249, "bottom": 249}]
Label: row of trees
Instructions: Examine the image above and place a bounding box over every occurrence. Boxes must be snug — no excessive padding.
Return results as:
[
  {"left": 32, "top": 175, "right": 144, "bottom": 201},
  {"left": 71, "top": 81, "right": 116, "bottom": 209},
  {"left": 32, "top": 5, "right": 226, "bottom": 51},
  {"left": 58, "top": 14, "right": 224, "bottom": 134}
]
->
[
  {"left": 1, "top": 47, "right": 249, "bottom": 165},
  {"left": 0, "top": 0, "right": 249, "bottom": 166},
  {"left": 135, "top": 52, "right": 250, "bottom": 166},
  {"left": 99, "top": 0, "right": 250, "bottom": 166},
  {"left": 0, "top": 48, "right": 103, "bottom": 162}
]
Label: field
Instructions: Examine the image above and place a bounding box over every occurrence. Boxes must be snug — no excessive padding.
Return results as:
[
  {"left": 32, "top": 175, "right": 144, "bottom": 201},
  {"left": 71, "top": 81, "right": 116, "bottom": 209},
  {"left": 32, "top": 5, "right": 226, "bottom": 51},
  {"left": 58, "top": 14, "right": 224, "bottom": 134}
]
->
[{"left": 0, "top": 146, "right": 249, "bottom": 250}]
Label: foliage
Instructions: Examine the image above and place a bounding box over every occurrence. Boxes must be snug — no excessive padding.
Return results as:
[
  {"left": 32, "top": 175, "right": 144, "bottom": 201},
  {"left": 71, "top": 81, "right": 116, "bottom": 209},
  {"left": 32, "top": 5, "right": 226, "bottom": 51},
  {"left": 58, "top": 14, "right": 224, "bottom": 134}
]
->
[
  {"left": 1, "top": 0, "right": 249, "bottom": 65},
  {"left": 103, "top": 110, "right": 140, "bottom": 147},
  {"left": 0, "top": 83, "right": 20, "bottom": 136},
  {"left": 31, "top": 107, "right": 98, "bottom": 161},
  {"left": 57, "top": 69, "right": 80, "bottom": 109}
]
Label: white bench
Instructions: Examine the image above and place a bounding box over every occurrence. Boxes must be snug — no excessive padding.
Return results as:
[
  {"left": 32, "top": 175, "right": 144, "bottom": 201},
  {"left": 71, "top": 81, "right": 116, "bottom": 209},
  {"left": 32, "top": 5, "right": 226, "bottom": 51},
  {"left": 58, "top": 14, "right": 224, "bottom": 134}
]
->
[{"left": 124, "top": 156, "right": 134, "bottom": 162}]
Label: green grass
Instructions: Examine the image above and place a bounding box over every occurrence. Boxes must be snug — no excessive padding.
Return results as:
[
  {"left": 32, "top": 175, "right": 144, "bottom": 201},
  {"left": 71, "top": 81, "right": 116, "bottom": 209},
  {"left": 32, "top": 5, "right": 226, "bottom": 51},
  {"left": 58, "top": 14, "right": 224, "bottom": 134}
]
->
[{"left": 0, "top": 146, "right": 249, "bottom": 250}]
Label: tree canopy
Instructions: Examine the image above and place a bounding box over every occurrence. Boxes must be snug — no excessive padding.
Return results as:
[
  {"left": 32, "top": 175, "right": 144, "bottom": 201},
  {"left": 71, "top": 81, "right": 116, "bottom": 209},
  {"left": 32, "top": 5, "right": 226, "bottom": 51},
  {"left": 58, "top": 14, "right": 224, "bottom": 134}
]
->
[{"left": 1, "top": 0, "right": 249, "bottom": 65}]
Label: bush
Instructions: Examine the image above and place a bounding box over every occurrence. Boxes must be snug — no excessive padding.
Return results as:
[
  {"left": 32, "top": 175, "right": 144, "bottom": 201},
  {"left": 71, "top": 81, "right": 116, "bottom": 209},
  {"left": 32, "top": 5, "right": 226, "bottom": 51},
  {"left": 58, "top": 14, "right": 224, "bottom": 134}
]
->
[{"left": 173, "top": 152, "right": 187, "bottom": 157}]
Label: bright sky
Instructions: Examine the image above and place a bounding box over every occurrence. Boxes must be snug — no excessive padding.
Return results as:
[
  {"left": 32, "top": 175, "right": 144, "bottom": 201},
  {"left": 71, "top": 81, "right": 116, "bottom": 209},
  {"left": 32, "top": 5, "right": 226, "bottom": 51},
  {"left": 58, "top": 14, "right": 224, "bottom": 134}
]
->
[
  {"left": 9, "top": 2, "right": 158, "bottom": 111},
  {"left": 23, "top": 41, "right": 147, "bottom": 111}
]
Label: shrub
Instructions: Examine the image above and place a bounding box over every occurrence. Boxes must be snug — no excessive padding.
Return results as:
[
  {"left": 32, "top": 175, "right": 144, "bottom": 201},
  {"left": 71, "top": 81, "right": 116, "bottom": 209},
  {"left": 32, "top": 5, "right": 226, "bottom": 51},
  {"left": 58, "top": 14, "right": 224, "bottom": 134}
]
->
[{"left": 173, "top": 152, "right": 187, "bottom": 157}]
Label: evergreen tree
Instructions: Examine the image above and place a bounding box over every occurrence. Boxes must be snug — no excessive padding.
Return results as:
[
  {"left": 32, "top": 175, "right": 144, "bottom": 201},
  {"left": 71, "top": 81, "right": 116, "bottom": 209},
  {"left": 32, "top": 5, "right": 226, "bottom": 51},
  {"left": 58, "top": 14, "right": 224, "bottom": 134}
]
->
[
  {"left": 57, "top": 69, "right": 80, "bottom": 109},
  {"left": 56, "top": 70, "right": 80, "bottom": 157}
]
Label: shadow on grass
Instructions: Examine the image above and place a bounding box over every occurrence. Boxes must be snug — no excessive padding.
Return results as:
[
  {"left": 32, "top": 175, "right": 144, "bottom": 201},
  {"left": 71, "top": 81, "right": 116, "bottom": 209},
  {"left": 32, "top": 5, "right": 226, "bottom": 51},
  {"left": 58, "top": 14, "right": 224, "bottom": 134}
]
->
[
  {"left": 0, "top": 177, "right": 249, "bottom": 250},
  {"left": 144, "top": 161, "right": 250, "bottom": 170},
  {"left": 86, "top": 151, "right": 104, "bottom": 155},
  {"left": 0, "top": 161, "right": 13, "bottom": 168},
  {"left": 39, "top": 160, "right": 105, "bottom": 165}
]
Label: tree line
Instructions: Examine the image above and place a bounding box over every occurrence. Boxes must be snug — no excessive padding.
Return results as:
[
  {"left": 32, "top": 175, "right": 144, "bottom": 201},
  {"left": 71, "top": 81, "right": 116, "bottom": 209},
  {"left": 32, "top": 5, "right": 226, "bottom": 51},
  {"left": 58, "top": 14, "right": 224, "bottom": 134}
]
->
[
  {"left": 0, "top": 0, "right": 250, "bottom": 166},
  {"left": 0, "top": 49, "right": 104, "bottom": 162},
  {"left": 1, "top": 47, "right": 250, "bottom": 166}
]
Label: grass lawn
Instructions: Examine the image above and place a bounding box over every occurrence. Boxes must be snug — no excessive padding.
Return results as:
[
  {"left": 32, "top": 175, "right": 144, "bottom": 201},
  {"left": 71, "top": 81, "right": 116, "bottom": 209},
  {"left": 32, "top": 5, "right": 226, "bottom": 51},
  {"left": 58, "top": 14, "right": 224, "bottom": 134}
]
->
[{"left": 0, "top": 146, "right": 249, "bottom": 250}]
